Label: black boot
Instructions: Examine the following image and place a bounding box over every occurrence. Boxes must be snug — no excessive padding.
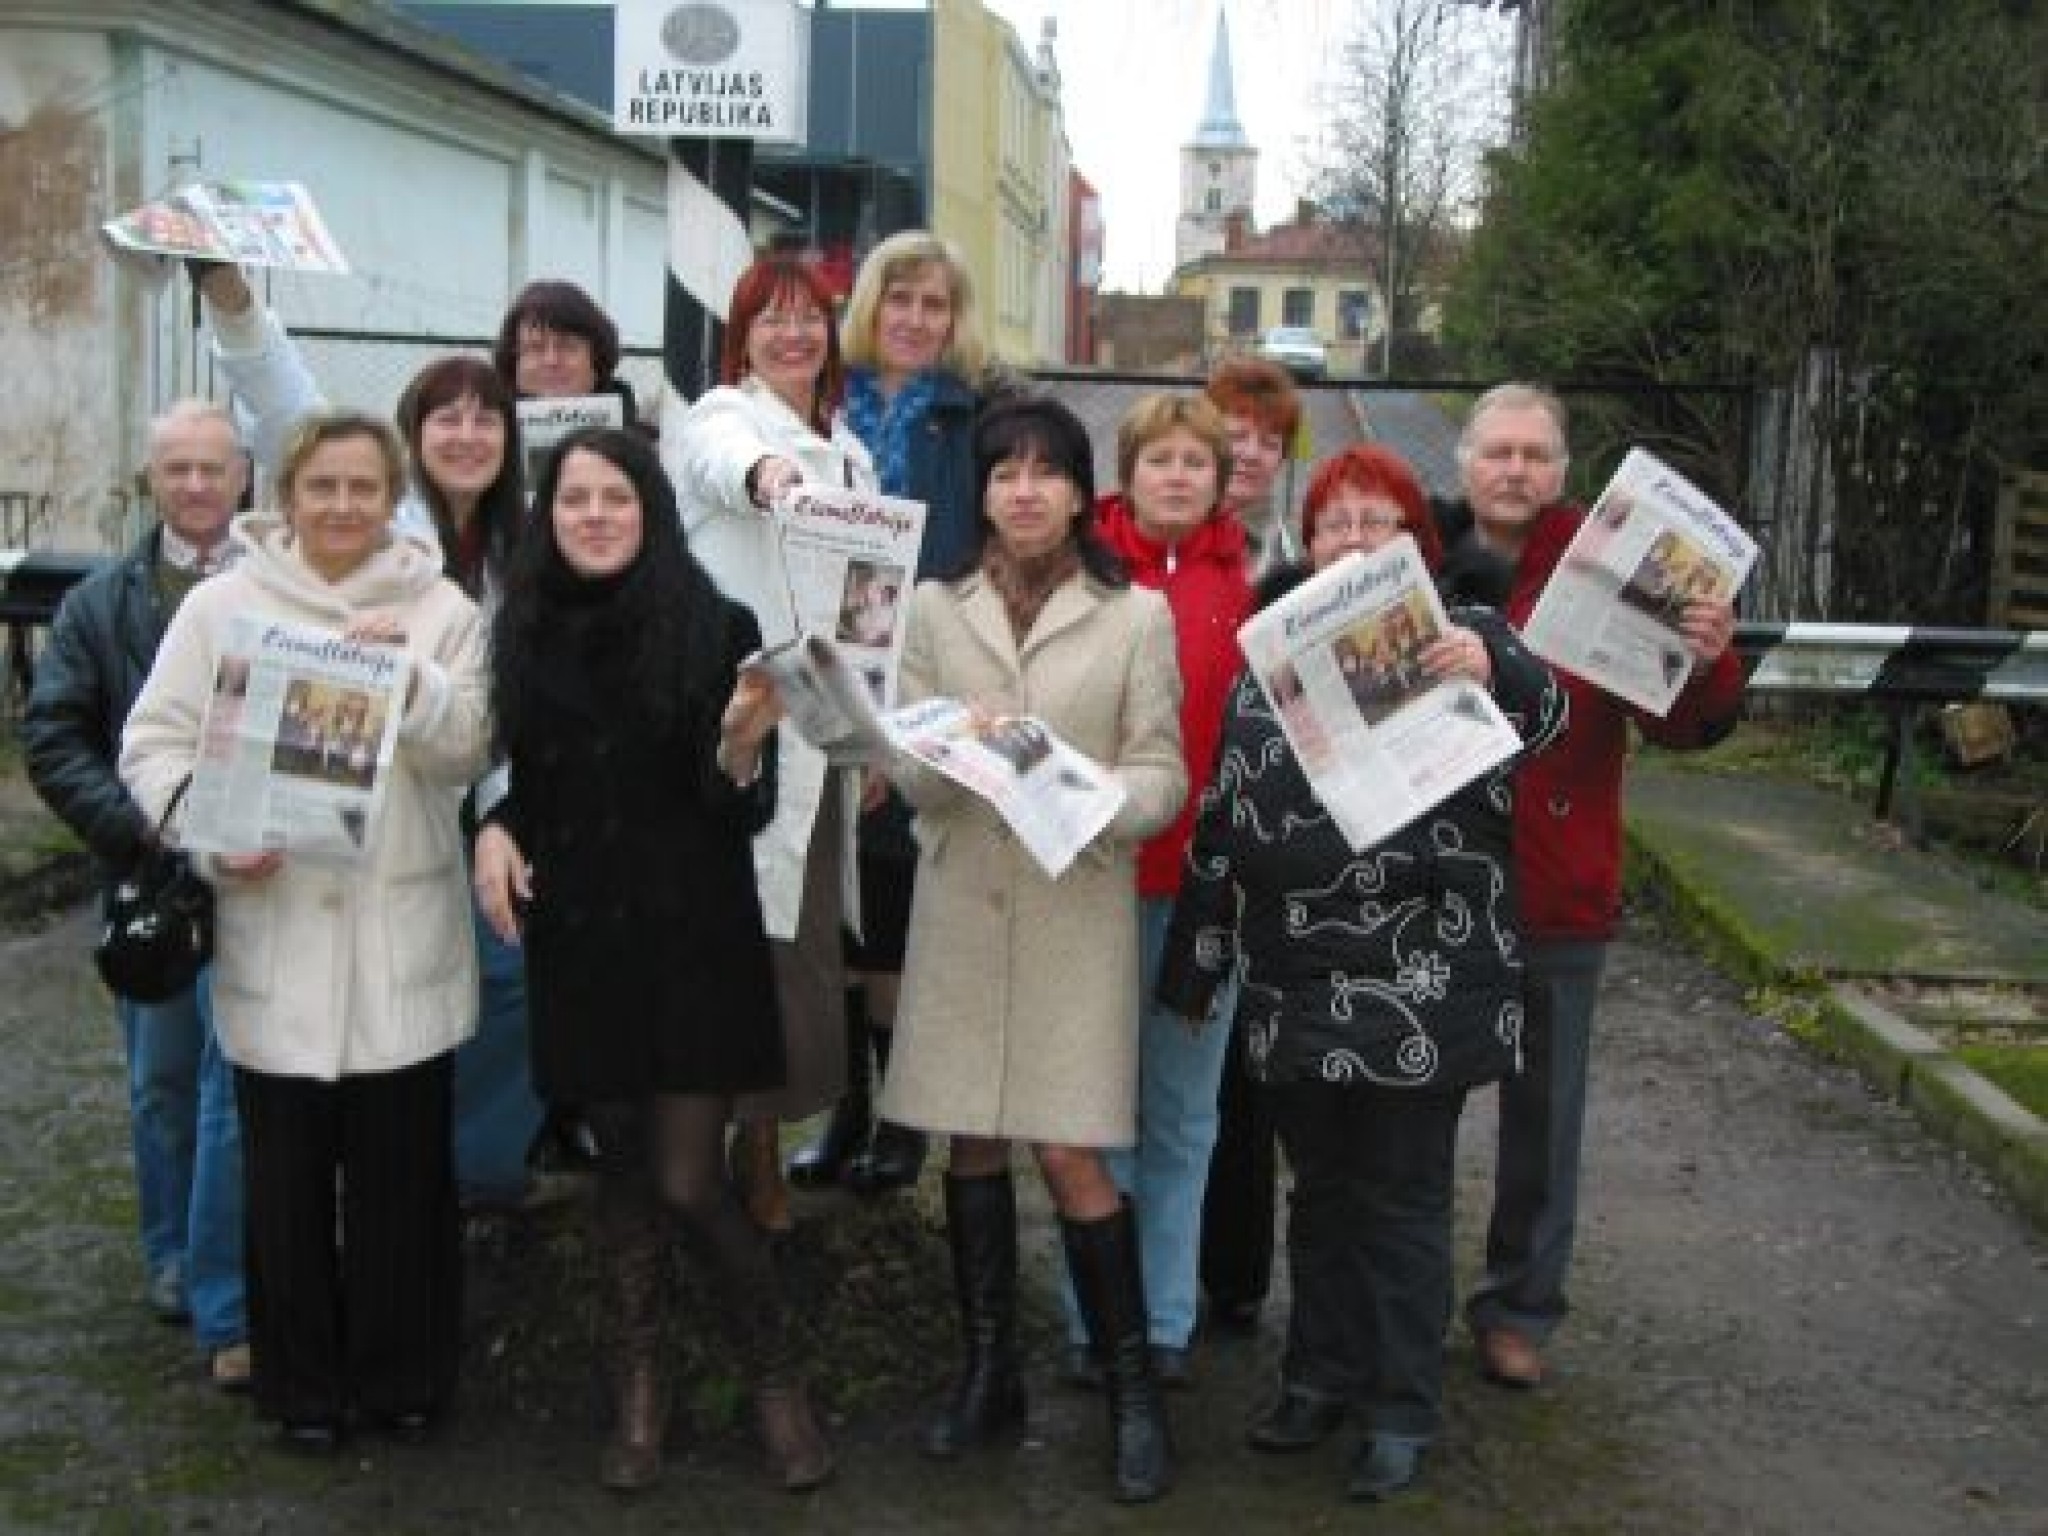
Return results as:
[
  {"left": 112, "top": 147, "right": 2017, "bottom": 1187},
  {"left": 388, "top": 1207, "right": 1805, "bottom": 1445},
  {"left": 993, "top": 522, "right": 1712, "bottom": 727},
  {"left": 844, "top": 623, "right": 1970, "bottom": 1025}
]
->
[
  {"left": 1062, "top": 1201, "right": 1174, "bottom": 1503},
  {"left": 923, "top": 1173, "right": 1027, "bottom": 1458},
  {"left": 788, "top": 990, "right": 872, "bottom": 1189},
  {"left": 844, "top": 1024, "right": 928, "bottom": 1194}
]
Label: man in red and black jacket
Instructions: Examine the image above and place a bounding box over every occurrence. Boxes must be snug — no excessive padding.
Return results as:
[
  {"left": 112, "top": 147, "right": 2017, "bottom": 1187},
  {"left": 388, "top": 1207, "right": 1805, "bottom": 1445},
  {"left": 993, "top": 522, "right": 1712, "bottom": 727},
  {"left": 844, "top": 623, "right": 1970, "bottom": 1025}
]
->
[{"left": 1438, "top": 385, "right": 1745, "bottom": 1390}]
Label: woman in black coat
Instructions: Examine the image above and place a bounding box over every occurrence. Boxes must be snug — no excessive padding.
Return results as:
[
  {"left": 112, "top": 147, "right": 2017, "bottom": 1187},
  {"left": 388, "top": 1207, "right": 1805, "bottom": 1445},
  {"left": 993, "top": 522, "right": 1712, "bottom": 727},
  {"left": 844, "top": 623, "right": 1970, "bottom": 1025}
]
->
[
  {"left": 474, "top": 427, "right": 830, "bottom": 1496},
  {"left": 1157, "top": 445, "right": 1565, "bottom": 1506}
]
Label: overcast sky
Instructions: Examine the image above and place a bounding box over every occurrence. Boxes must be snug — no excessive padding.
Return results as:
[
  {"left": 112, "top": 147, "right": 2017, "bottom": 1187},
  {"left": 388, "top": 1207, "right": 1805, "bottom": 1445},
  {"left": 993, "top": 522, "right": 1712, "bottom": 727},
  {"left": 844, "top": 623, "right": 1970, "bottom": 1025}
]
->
[{"left": 979, "top": 0, "right": 1518, "bottom": 293}]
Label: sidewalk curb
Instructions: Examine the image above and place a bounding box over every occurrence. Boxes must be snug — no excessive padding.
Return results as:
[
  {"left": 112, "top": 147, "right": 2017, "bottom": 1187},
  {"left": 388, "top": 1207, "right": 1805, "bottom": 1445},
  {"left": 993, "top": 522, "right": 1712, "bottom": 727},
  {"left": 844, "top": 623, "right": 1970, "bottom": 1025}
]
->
[{"left": 1626, "top": 818, "right": 2048, "bottom": 1234}]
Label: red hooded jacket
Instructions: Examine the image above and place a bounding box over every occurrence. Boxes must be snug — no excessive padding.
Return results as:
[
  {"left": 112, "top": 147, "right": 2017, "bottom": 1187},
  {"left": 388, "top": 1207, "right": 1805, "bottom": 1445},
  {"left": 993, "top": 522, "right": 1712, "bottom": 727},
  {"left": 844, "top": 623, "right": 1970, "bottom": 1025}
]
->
[
  {"left": 1505, "top": 503, "right": 1746, "bottom": 939},
  {"left": 1096, "top": 495, "right": 1253, "bottom": 897}
]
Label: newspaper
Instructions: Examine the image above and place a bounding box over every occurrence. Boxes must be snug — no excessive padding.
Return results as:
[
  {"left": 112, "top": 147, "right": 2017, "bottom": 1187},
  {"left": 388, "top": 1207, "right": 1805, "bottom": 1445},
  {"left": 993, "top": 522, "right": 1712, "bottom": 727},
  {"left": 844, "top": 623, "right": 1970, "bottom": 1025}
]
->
[
  {"left": 1522, "top": 447, "right": 1758, "bottom": 716},
  {"left": 884, "top": 697, "right": 1126, "bottom": 880},
  {"left": 1237, "top": 536, "right": 1524, "bottom": 853},
  {"left": 744, "top": 639, "right": 1124, "bottom": 879},
  {"left": 769, "top": 485, "right": 926, "bottom": 711},
  {"left": 101, "top": 180, "right": 350, "bottom": 275},
  {"left": 516, "top": 395, "right": 627, "bottom": 489},
  {"left": 182, "top": 616, "right": 408, "bottom": 866}
]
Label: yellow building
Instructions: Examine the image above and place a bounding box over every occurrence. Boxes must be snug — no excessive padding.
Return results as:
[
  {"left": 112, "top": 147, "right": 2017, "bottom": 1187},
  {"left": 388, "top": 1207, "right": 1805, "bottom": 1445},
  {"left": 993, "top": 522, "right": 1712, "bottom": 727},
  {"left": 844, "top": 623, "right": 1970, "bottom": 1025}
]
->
[{"left": 930, "top": 0, "right": 1070, "bottom": 366}]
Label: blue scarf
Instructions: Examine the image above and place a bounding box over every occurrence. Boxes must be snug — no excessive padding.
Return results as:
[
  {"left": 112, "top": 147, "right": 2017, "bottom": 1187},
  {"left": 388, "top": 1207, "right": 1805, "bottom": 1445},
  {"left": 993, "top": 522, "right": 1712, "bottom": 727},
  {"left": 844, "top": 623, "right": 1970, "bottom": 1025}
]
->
[{"left": 845, "top": 367, "right": 942, "bottom": 498}]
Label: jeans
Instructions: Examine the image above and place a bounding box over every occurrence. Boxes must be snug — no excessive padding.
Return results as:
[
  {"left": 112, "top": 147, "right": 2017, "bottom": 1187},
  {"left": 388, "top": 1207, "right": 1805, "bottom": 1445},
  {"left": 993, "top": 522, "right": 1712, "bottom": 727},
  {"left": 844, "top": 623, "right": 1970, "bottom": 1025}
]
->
[
  {"left": 1061, "top": 896, "right": 1235, "bottom": 1350},
  {"left": 1467, "top": 938, "right": 1609, "bottom": 1343},
  {"left": 452, "top": 902, "right": 544, "bottom": 1206},
  {"left": 1273, "top": 1078, "right": 1467, "bottom": 1442},
  {"left": 118, "top": 969, "right": 246, "bottom": 1349}
]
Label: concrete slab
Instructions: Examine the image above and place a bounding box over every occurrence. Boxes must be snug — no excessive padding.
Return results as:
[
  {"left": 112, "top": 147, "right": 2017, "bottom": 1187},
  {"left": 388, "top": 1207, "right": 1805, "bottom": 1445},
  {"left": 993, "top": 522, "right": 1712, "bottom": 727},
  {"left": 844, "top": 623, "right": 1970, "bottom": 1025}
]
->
[{"left": 1628, "top": 765, "right": 2048, "bottom": 984}]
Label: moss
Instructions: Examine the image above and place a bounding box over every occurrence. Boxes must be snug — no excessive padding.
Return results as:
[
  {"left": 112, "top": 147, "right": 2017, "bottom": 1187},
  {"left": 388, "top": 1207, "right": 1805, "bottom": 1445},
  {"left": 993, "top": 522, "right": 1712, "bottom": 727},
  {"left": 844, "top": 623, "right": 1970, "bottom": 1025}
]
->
[{"left": 1954, "top": 1044, "right": 2048, "bottom": 1120}]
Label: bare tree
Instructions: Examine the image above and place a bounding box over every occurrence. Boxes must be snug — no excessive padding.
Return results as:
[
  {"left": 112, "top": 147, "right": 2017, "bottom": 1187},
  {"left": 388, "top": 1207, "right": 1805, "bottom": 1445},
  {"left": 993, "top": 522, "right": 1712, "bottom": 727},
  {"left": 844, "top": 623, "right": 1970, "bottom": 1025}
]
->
[{"left": 1305, "top": 0, "right": 1506, "bottom": 373}]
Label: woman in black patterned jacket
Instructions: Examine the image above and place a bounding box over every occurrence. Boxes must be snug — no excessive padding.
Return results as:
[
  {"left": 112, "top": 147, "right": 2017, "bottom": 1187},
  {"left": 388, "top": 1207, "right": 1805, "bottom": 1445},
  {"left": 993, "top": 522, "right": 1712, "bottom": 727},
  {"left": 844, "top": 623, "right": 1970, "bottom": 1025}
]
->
[{"left": 1157, "top": 444, "right": 1565, "bottom": 1507}]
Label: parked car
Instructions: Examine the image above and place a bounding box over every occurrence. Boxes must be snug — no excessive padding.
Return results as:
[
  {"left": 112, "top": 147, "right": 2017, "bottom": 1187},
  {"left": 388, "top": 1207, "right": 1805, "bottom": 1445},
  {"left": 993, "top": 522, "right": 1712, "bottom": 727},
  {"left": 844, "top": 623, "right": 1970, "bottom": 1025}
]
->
[{"left": 1256, "top": 325, "right": 1327, "bottom": 380}]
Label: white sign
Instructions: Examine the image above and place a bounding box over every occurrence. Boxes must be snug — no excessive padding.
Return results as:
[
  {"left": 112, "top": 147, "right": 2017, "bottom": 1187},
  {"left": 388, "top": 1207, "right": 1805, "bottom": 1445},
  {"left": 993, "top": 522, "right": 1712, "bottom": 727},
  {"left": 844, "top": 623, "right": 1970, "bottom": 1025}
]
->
[{"left": 614, "top": 0, "right": 809, "bottom": 144}]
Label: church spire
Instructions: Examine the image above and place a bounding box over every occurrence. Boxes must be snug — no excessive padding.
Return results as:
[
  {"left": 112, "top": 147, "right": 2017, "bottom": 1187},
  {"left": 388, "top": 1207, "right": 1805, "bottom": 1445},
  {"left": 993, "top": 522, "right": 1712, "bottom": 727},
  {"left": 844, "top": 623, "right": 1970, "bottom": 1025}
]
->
[{"left": 1190, "top": 7, "right": 1250, "bottom": 150}]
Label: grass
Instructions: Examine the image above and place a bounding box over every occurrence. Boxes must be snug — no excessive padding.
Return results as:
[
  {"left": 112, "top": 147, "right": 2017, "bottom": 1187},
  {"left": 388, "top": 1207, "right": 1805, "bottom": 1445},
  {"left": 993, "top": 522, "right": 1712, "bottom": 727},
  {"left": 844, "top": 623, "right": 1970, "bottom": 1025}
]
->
[{"left": 1954, "top": 1044, "right": 2048, "bottom": 1120}]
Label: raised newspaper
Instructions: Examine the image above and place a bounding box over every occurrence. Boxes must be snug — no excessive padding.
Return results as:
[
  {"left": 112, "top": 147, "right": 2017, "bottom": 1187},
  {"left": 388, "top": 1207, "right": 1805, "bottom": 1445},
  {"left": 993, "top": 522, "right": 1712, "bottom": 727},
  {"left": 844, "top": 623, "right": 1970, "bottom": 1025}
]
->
[
  {"left": 769, "top": 484, "right": 925, "bottom": 710},
  {"left": 516, "top": 395, "right": 626, "bottom": 490},
  {"left": 1522, "top": 447, "right": 1757, "bottom": 716},
  {"left": 1237, "top": 536, "right": 1523, "bottom": 853},
  {"left": 745, "top": 639, "right": 1124, "bottom": 879},
  {"left": 101, "top": 180, "right": 350, "bottom": 274},
  {"left": 182, "top": 616, "right": 407, "bottom": 866}
]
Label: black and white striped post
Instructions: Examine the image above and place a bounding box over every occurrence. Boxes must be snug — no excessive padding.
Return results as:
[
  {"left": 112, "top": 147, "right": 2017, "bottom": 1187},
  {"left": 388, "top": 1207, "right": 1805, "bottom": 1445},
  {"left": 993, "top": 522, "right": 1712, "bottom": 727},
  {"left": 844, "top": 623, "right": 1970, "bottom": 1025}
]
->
[
  {"left": 1731, "top": 624, "right": 2048, "bottom": 819},
  {"left": 665, "top": 138, "right": 754, "bottom": 402}
]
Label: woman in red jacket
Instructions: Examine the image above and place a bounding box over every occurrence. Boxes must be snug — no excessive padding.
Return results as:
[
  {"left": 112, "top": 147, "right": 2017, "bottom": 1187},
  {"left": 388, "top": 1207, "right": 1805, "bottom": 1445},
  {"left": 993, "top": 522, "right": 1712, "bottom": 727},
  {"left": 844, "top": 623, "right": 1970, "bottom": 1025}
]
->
[{"left": 1059, "top": 393, "right": 1251, "bottom": 1385}]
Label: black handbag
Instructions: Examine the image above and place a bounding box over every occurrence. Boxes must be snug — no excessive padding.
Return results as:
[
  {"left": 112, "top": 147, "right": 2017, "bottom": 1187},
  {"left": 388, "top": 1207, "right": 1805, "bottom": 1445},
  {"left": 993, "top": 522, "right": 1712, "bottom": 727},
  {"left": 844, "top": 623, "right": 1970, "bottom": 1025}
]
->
[{"left": 94, "top": 779, "right": 215, "bottom": 1004}]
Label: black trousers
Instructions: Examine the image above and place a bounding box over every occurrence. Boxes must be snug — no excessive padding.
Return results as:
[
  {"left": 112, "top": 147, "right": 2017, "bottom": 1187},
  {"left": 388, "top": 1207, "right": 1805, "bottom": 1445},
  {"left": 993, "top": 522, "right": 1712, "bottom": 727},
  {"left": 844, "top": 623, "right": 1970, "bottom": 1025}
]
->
[
  {"left": 1199, "top": 1026, "right": 1277, "bottom": 1312},
  {"left": 233, "top": 1053, "right": 460, "bottom": 1427},
  {"left": 1270, "top": 1078, "right": 1467, "bottom": 1442}
]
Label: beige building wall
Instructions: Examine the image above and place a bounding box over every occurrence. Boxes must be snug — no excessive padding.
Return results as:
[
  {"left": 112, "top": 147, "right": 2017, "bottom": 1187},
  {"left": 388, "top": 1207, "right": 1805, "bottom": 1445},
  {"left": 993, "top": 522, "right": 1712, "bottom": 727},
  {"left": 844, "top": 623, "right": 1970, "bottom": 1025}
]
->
[
  {"left": 929, "top": 0, "right": 1066, "bottom": 368},
  {"left": 1172, "top": 264, "right": 1386, "bottom": 376}
]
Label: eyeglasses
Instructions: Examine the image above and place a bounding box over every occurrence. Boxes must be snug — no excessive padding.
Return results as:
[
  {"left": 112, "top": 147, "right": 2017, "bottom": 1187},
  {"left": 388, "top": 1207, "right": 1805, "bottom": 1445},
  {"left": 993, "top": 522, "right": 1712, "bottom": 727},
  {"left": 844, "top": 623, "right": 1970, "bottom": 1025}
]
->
[
  {"left": 754, "top": 307, "right": 827, "bottom": 334},
  {"left": 1313, "top": 511, "right": 1405, "bottom": 539},
  {"left": 516, "top": 330, "right": 592, "bottom": 361}
]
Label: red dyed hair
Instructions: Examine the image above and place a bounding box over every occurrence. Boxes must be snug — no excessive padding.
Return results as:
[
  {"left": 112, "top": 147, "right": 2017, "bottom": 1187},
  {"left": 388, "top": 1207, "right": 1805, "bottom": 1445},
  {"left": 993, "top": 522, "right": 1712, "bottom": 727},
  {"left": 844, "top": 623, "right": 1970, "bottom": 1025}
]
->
[
  {"left": 1303, "top": 445, "right": 1441, "bottom": 570},
  {"left": 1206, "top": 358, "right": 1303, "bottom": 444},
  {"left": 718, "top": 255, "right": 845, "bottom": 431}
]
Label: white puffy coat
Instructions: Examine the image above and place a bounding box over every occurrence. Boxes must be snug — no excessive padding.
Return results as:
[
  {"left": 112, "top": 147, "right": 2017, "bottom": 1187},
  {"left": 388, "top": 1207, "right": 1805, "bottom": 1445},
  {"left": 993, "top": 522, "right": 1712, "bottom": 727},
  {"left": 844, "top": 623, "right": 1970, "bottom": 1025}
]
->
[{"left": 120, "top": 513, "right": 490, "bottom": 1080}]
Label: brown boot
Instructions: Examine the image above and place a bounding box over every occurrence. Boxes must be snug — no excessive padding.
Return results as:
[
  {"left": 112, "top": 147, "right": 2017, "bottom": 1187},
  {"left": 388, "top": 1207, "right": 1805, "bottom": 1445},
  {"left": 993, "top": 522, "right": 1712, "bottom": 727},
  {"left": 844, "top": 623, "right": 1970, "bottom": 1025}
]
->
[
  {"left": 596, "top": 1195, "right": 670, "bottom": 1492},
  {"left": 599, "top": 1356, "right": 668, "bottom": 1491},
  {"left": 735, "top": 1120, "right": 793, "bottom": 1235},
  {"left": 756, "top": 1382, "right": 834, "bottom": 1492}
]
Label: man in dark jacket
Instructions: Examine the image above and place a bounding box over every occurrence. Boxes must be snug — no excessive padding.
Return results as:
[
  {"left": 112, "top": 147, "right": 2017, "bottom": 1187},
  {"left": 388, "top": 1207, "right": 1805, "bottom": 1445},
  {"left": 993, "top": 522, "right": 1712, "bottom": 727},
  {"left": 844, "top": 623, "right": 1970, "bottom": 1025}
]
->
[
  {"left": 1443, "top": 385, "right": 1744, "bottom": 1391},
  {"left": 22, "top": 399, "right": 251, "bottom": 1390}
]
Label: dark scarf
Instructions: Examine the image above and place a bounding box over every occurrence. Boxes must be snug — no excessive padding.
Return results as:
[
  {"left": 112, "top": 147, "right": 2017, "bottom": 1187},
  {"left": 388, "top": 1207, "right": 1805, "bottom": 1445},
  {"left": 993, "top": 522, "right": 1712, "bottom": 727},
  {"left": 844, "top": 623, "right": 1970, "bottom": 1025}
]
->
[
  {"left": 845, "top": 367, "right": 942, "bottom": 497},
  {"left": 982, "top": 541, "right": 1080, "bottom": 642}
]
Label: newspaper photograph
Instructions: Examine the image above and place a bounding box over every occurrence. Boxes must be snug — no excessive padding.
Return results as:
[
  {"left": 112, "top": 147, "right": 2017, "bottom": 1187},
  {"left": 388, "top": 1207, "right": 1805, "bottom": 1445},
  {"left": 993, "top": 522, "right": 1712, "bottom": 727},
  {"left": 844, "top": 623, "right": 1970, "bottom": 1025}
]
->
[
  {"left": 1238, "top": 536, "right": 1524, "bottom": 852},
  {"left": 101, "top": 180, "right": 350, "bottom": 274},
  {"left": 182, "top": 615, "right": 408, "bottom": 866},
  {"left": 516, "top": 395, "right": 627, "bottom": 489},
  {"left": 884, "top": 697, "right": 1126, "bottom": 880},
  {"left": 770, "top": 485, "right": 926, "bottom": 710},
  {"left": 1521, "top": 447, "right": 1758, "bottom": 716}
]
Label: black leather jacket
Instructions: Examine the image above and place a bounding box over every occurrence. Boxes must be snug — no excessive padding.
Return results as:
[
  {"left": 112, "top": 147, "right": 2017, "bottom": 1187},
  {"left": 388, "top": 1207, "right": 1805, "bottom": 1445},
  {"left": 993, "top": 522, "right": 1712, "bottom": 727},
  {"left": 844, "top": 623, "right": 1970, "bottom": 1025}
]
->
[{"left": 22, "top": 529, "right": 176, "bottom": 875}]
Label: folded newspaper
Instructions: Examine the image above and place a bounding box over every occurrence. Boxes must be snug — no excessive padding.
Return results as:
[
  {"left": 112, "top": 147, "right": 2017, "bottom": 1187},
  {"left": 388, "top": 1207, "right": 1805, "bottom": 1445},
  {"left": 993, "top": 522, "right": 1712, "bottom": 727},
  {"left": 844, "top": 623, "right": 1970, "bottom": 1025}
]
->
[
  {"left": 1236, "top": 536, "right": 1523, "bottom": 853},
  {"left": 769, "top": 484, "right": 925, "bottom": 711},
  {"left": 182, "top": 616, "right": 406, "bottom": 866},
  {"left": 101, "top": 180, "right": 350, "bottom": 276},
  {"left": 746, "top": 637, "right": 1125, "bottom": 879},
  {"left": 517, "top": 396, "right": 627, "bottom": 489},
  {"left": 1521, "top": 447, "right": 1757, "bottom": 715}
]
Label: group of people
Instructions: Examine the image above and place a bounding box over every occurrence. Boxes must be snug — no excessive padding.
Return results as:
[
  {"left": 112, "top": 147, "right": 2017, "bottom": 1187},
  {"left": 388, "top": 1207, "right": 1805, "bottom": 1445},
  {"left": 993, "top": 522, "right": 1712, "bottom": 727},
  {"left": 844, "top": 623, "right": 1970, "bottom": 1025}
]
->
[{"left": 24, "top": 224, "right": 1747, "bottom": 1509}]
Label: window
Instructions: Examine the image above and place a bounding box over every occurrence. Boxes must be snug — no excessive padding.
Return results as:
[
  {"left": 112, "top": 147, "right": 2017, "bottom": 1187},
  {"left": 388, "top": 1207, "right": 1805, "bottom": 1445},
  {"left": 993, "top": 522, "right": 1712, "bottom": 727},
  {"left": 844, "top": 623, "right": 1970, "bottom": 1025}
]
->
[
  {"left": 1282, "top": 288, "right": 1313, "bottom": 327},
  {"left": 1209, "top": 159, "right": 1221, "bottom": 176},
  {"left": 1227, "top": 287, "right": 1259, "bottom": 336},
  {"left": 1205, "top": 188, "right": 1222, "bottom": 212},
  {"left": 1339, "top": 289, "right": 1372, "bottom": 340}
]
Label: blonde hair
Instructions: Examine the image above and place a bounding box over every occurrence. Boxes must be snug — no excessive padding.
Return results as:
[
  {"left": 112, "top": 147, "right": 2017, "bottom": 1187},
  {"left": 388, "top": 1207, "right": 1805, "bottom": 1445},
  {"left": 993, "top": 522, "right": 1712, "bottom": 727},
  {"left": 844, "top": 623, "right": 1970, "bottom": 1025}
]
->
[
  {"left": 275, "top": 410, "right": 407, "bottom": 512},
  {"left": 840, "top": 231, "right": 987, "bottom": 380},
  {"left": 1114, "top": 392, "right": 1233, "bottom": 500}
]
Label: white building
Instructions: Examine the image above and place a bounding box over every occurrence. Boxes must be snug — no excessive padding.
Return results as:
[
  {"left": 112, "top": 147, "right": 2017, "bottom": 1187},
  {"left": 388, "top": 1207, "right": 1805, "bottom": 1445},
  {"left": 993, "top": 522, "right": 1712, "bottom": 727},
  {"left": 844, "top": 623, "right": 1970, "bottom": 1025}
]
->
[
  {"left": 0, "top": 0, "right": 668, "bottom": 551},
  {"left": 1173, "top": 8, "right": 1257, "bottom": 272}
]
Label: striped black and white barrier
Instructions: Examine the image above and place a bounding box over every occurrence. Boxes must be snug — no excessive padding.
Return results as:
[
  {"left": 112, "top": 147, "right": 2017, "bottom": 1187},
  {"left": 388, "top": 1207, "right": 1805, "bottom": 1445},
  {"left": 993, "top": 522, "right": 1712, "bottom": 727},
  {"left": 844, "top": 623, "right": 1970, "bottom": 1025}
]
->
[
  {"left": 661, "top": 138, "right": 756, "bottom": 408},
  {"left": 1734, "top": 624, "right": 2048, "bottom": 703}
]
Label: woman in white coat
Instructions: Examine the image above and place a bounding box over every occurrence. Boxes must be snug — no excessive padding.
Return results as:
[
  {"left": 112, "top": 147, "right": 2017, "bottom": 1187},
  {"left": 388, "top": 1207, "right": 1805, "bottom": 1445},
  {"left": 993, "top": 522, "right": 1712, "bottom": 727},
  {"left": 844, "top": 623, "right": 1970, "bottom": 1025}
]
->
[
  {"left": 121, "top": 411, "right": 490, "bottom": 1452},
  {"left": 668, "top": 254, "right": 875, "bottom": 1233},
  {"left": 881, "top": 395, "right": 1188, "bottom": 1503}
]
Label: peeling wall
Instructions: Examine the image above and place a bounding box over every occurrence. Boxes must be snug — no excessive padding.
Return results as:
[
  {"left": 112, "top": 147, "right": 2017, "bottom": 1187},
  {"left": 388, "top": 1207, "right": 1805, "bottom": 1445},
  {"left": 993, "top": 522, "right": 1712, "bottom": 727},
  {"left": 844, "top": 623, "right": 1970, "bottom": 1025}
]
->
[{"left": 0, "top": 34, "right": 123, "bottom": 551}]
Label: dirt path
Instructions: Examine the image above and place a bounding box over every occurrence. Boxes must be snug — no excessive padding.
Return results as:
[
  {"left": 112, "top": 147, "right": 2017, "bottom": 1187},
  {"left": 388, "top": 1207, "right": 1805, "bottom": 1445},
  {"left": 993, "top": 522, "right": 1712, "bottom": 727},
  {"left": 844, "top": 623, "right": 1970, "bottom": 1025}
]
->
[{"left": 1, "top": 894, "right": 2043, "bottom": 1533}]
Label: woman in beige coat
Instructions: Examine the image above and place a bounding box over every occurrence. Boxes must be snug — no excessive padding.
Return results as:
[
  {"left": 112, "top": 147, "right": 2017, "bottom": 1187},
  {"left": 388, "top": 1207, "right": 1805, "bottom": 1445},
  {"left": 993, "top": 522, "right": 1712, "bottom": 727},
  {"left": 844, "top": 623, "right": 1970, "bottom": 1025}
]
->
[
  {"left": 122, "top": 411, "right": 489, "bottom": 1452},
  {"left": 879, "top": 395, "right": 1187, "bottom": 1503}
]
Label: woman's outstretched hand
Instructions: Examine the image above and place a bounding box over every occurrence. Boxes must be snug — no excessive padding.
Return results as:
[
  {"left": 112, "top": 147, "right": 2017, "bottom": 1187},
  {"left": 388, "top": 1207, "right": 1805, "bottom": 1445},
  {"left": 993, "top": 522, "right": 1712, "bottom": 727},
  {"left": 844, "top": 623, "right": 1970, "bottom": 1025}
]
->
[{"left": 718, "top": 671, "right": 785, "bottom": 785}]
